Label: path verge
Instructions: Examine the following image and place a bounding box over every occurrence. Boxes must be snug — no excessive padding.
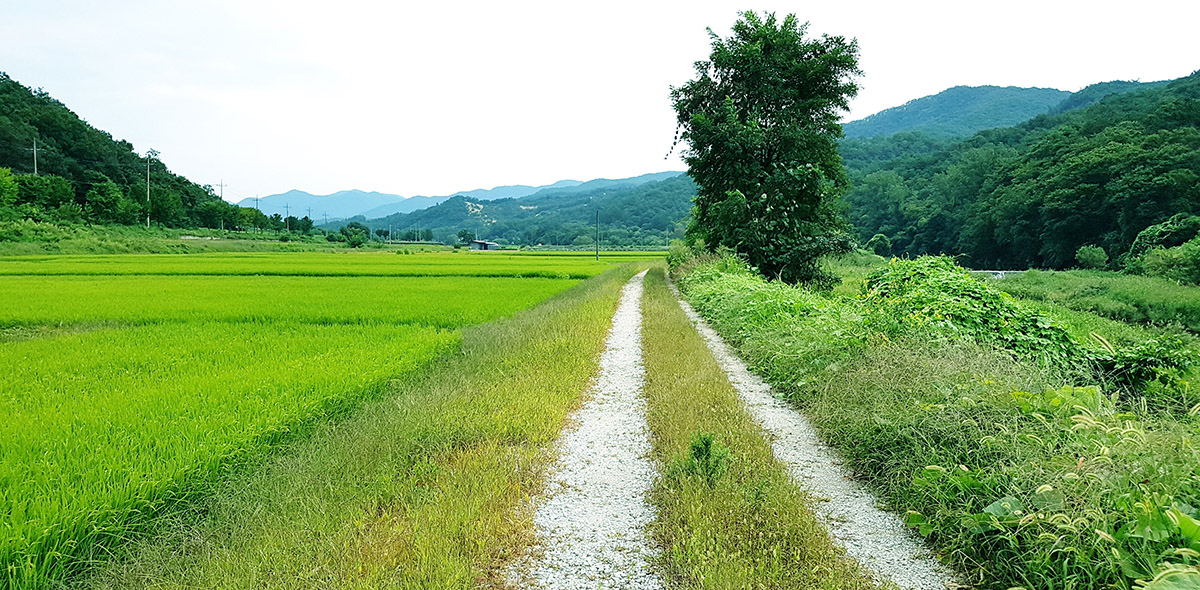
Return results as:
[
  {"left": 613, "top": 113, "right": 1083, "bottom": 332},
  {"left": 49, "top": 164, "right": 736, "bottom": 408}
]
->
[
  {"left": 641, "top": 268, "right": 881, "bottom": 589},
  {"left": 509, "top": 269, "right": 664, "bottom": 590},
  {"left": 669, "top": 277, "right": 957, "bottom": 590}
]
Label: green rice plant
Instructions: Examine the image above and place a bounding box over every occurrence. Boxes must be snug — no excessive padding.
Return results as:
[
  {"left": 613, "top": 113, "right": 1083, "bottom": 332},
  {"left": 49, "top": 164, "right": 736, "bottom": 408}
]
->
[
  {"left": 1, "top": 322, "right": 458, "bottom": 586},
  {"left": 0, "top": 251, "right": 610, "bottom": 587},
  {"left": 0, "top": 275, "right": 574, "bottom": 329},
  {"left": 72, "top": 264, "right": 646, "bottom": 589},
  {"left": 0, "top": 251, "right": 632, "bottom": 279}
]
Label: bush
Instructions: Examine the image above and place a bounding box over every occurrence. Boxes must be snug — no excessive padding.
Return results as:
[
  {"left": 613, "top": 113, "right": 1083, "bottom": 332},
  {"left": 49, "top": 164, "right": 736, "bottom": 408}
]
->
[
  {"left": 864, "top": 257, "right": 1079, "bottom": 365},
  {"left": 1141, "top": 237, "right": 1200, "bottom": 285},
  {"left": 1075, "top": 244, "right": 1108, "bottom": 269},
  {"left": 671, "top": 432, "right": 730, "bottom": 488},
  {"left": 864, "top": 233, "right": 891, "bottom": 256}
]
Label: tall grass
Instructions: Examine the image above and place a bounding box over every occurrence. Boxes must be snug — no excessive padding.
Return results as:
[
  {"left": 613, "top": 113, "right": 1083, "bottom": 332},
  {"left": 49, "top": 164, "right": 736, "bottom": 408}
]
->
[
  {"left": 74, "top": 264, "right": 644, "bottom": 589},
  {"left": 994, "top": 269, "right": 1200, "bottom": 333},
  {"left": 674, "top": 256, "right": 1200, "bottom": 589},
  {"left": 640, "top": 267, "right": 881, "bottom": 589}
]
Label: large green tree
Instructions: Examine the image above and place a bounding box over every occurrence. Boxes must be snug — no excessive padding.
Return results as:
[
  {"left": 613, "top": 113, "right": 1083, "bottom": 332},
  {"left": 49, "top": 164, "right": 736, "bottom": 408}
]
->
[{"left": 671, "top": 11, "right": 861, "bottom": 285}]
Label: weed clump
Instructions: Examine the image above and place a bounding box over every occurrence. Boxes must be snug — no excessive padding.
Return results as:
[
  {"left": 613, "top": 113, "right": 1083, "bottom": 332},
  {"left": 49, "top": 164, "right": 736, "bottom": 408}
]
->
[{"left": 670, "top": 432, "right": 731, "bottom": 489}]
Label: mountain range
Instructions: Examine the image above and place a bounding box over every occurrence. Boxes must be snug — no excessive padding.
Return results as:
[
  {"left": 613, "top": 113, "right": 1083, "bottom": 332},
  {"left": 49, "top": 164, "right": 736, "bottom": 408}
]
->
[
  {"left": 244, "top": 173, "right": 682, "bottom": 221},
  {"left": 842, "top": 79, "right": 1167, "bottom": 139}
]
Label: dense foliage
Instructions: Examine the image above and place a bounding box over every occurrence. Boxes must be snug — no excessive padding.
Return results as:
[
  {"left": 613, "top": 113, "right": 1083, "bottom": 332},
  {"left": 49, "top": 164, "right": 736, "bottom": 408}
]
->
[
  {"left": 842, "top": 71, "right": 1200, "bottom": 269},
  {"left": 0, "top": 73, "right": 315, "bottom": 232},
  {"left": 671, "top": 11, "right": 860, "bottom": 286},
  {"left": 674, "top": 253, "right": 1200, "bottom": 589}
]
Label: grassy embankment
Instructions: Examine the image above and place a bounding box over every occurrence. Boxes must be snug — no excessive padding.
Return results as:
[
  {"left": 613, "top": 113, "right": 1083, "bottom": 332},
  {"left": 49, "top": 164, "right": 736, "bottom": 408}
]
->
[
  {"left": 639, "top": 267, "right": 882, "bottom": 589},
  {"left": 0, "top": 252, "right": 631, "bottom": 588},
  {"left": 69, "top": 262, "right": 644, "bottom": 589},
  {"left": 674, "top": 253, "right": 1200, "bottom": 590},
  {"left": 990, "top": 269, "right": 1200, "bottom": 334}
]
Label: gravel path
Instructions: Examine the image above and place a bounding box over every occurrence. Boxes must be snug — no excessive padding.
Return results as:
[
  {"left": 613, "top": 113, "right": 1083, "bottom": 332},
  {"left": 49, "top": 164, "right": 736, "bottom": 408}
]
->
[
  {"left": 510, "top": 270, "right": 663, "bottom": 590},
  {"left": 672, "top": 288, "right": 958, "bottom": 590}
]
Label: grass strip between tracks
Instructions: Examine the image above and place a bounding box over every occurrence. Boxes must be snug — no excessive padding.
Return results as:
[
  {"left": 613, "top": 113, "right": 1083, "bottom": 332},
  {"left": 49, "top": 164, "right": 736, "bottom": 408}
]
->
[
  {"left": 639, "top": 266, "right": 883, "bottom": 590},
  {"left": 75, "top": 263, "right": 644, "bottom": 589}
]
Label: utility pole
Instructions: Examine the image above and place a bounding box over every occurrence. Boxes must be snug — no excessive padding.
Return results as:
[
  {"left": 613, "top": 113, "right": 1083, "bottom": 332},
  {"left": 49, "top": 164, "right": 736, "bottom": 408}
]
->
[
  {"left": 214, "top": 180, "right": 227, "bottom": 231},
  {"left": 145, "top": 149, "right": 159, "bottom": 229},
  {"left": 595, "top": 209, "right": 600, "bottom": 261},
  {"left": 27, "top": 139, "right": 39, "bottom": 175},
  {"left": 323, "top": 212, "right": 328, "bottom": 226},
  {"left": 285, "top": 203, "right": 290, "bottom": 231}
]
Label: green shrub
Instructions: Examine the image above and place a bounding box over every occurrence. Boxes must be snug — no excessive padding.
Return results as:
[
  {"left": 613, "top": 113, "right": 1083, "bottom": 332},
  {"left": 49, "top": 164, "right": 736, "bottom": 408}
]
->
[
  {"left": 1076, "top": 244, "right": 1108, "bottom": 269},
  {"left": 671, "top": 432, "right": 731, "bottom": 489},
  {"left": 864, "top": 233, "right": 891, "bottom": 256},
  {"left": 863, "top": 257, "right": 1079, "bottom": 365},
  {"left": 1141, "top": 238, "right": 1200, "bottom": 286},
  {"left": 1127, "top": 213, "right": 1200, "bottom": 261}
]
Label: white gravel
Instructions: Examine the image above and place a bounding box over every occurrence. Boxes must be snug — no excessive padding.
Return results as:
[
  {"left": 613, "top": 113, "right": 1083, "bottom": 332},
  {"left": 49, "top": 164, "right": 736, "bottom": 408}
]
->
[
  {"left": 672, "top": 287, "right": 958, "bottom": 590},
  {"left": 510, "top": 270, "right": 664, "bottom": 590}
]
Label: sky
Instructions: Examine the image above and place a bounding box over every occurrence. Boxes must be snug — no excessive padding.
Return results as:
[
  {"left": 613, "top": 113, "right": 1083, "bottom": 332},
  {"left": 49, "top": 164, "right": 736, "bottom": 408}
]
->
[{"left": 2, "top": 0, "right": 1198, "bottom": 203}]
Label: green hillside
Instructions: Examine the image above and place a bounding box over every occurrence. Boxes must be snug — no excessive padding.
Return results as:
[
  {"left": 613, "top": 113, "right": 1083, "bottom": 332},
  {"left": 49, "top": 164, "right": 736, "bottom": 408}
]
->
[
  {"left": 843, "top": 70, "right": 1200, "bottom": 269},
  {"left": 0, "top": 72, "right": 254, "bottom": 229},
  {"left": 361, "top": 173, "right": 695, "bottom": 247},
  {"left": 842, "top": 85, "right": 1071, "bottom": 139}
]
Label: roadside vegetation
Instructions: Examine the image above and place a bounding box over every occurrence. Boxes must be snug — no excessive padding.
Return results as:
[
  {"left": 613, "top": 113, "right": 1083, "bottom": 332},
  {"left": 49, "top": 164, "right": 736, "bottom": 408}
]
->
[
  {"left": 671, "top": 249, "right": 1200, "bottom": 589},
  {"left": 992, "top": 269, "right": 1200, "bottom": 333},
  {"left": 640, "top": 267, "right": 881, "bottom": 589},
  {"left": 0, "top": 251, "right": 634, "bottom": 589}
]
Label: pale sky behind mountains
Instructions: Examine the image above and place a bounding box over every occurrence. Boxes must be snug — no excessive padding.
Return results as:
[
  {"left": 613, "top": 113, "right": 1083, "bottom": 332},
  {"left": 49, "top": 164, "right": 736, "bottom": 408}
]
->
[{"left": 2, "top": 0, "right": 1197, "bottom": 202}]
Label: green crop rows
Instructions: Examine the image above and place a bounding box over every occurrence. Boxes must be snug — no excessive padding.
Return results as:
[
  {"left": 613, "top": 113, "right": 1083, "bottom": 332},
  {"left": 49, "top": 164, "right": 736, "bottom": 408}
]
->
[
  {"left": 0, "top": 250, "right": 661, "bottom": 279},
  {"left": 0, "top": 251, "right": 605, "bottom": 586}
]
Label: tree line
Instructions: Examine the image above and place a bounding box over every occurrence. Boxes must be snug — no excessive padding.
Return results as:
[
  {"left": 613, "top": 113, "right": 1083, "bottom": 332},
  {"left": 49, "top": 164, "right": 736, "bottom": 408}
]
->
[{"left": 0, "top": 72, "right": 310, "bottom": 232}]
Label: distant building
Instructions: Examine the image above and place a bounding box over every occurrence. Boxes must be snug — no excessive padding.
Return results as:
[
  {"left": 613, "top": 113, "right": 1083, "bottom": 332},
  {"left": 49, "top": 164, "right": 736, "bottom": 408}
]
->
[{"left": 469, "top": 240, "right": 499, "bottom": 251}]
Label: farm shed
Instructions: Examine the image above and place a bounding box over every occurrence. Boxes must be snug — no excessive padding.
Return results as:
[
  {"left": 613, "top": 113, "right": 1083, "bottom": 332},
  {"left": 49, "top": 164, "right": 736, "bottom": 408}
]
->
[{"left": 469, "top": 240, "right": 499, "bottom": 250}]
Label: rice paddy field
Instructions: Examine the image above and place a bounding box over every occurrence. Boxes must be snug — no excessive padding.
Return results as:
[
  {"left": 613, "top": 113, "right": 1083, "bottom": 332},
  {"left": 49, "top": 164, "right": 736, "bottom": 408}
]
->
[{"left": 0, "top": 250, "right": 659, "bottom": 587}]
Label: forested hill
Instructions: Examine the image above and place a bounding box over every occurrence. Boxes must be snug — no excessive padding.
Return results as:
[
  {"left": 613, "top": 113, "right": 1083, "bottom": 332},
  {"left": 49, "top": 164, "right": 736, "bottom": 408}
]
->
[
  {"left": 359, "top": 173, "right": 695, "bottom": 247},
  {"left": 843, "top": 70, "right": 1200, "bottom": 269},
  {"left": 842, "top": 86, "right": 1071, "bottom": 139},
  {"left": 0, "top": 72, "right": 244, "bottom": 227}
]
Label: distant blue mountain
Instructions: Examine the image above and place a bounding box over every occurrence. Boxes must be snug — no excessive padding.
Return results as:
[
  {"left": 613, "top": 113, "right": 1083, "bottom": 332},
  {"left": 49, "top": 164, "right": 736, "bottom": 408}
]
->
[{"left": 254, "top": 173, "right": 683, "bottom": 222}]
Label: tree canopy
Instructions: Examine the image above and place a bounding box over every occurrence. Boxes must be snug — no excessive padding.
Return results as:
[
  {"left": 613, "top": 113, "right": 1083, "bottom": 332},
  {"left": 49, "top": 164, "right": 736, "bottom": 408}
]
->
[
  {"left": 841, "top": 70, "right": 1200, "bottom": 269},
  {"left": 671, "top": 11, "right": 860, "bottom": 285}
]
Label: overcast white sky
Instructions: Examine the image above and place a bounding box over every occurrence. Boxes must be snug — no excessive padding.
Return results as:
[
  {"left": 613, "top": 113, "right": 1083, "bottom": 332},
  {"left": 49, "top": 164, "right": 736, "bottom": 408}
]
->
[{"left": 2, "top": 0, "right": 1197, "bottom": 202}]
